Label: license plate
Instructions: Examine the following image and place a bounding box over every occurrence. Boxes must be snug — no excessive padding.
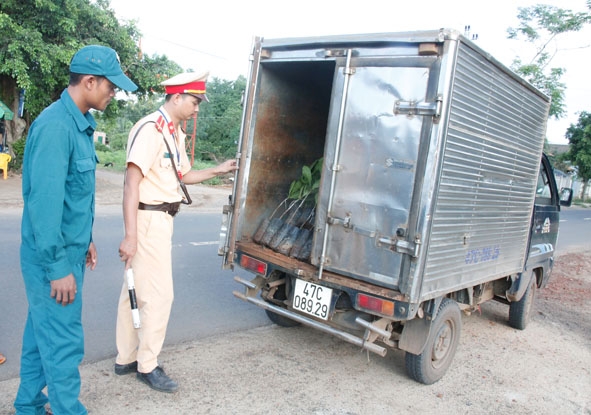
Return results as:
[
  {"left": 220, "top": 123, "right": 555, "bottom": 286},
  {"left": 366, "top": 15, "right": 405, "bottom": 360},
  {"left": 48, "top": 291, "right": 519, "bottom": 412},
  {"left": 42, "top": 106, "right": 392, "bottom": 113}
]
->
[{"left": 292, "top": 279, "right": 333, "bottom": 320}]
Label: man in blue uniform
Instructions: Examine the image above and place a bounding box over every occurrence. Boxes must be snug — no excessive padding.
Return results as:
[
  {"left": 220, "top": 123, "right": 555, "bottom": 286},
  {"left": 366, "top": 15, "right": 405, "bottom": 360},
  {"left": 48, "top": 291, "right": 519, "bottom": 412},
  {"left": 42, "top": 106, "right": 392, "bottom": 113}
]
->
[{"left": 15, "top": 45, "right": 137, "bottom": 415}]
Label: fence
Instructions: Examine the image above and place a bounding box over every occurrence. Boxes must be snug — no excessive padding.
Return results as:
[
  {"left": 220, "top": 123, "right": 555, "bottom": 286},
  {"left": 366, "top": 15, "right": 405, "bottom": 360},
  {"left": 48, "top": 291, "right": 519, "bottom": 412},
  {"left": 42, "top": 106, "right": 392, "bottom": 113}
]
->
[{"left": 555, "top": 169, "right": 590, "bottom": 200}]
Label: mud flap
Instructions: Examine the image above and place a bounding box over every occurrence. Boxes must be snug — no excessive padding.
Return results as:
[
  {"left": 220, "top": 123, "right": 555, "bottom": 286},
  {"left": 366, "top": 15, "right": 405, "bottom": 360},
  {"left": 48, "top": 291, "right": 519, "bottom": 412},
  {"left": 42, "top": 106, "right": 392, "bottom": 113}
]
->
[
  {"left": 506, "top": 270, "right": 534, "bottom": 302},
  {"left": 398, "top": 297, "right": 442, "bottom": 355}
]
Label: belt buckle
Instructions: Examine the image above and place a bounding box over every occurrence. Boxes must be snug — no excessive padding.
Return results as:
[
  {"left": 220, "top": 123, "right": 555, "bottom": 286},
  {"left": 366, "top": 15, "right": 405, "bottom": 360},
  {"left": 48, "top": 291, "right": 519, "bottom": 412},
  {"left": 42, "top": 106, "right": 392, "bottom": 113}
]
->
[{"left": 168, "top": 204, "right": 180, "bottom": 217}]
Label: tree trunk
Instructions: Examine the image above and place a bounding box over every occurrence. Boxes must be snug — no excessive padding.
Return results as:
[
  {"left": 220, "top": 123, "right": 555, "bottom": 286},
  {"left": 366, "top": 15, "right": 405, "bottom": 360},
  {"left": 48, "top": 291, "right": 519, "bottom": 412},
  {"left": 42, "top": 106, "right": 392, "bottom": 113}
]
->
[
  {"left": 582, "top": 180, "right": 589, "bottom": 202},
  {"left": 0, "top": 77, "right": 28, "bottom": 153}
]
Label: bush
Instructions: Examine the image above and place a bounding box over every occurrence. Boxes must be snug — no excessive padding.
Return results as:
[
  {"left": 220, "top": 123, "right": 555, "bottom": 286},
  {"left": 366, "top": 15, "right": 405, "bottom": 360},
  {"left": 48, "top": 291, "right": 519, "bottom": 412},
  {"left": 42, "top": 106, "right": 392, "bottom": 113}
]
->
[
  {"left": 9, "top": 136, "right": 26, "bottom": 171},
  {"left": 95, "top": 142, "right": 110, "bottom": 152}
]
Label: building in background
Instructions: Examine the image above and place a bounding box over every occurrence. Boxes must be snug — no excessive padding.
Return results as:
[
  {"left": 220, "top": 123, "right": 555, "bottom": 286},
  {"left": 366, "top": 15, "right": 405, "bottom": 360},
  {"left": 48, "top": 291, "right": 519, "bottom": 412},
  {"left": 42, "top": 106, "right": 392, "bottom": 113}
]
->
[{"left": 94, "top": 131, "right": 108, "bottom": 147}]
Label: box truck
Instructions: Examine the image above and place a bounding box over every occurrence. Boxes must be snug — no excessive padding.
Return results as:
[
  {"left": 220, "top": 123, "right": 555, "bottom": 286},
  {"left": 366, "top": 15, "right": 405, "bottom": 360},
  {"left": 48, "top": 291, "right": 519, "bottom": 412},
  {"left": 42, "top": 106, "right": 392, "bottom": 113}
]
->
[{"left": 218, "top": 29, "right": 572, "bottom": 384}]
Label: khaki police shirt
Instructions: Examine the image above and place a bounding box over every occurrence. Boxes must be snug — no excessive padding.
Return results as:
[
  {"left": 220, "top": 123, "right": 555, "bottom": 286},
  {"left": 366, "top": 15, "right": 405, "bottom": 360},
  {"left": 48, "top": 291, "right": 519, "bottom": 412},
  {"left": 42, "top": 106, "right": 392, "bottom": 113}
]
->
[{"left": 126, "top": 108, "right": 192, "bottom": 205}]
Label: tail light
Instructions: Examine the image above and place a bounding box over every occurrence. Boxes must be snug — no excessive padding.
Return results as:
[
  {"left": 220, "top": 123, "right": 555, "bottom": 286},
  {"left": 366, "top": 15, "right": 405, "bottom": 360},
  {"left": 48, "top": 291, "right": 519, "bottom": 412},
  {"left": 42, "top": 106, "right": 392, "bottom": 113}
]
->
[
  {"left": 356, "top": 293, "right": 395, "bottom": 316},
  {"left": 240, "top": 254, "right": 268, "bottom": 276}
]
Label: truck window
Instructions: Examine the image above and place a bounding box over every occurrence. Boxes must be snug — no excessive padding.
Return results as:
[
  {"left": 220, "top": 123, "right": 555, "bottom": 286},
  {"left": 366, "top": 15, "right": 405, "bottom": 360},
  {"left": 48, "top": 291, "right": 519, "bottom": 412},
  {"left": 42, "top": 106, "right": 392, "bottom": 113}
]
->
[{"left": 535, "top": 164, "right": 552, "bottom": 205}]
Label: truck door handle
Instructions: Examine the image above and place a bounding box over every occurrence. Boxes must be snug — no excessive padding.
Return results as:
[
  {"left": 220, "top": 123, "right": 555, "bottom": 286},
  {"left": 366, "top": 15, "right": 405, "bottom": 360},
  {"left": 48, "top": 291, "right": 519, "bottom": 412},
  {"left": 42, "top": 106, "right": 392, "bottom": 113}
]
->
[
  {"left": 327, "top": 215, "right": 376, "bottom": 238},
  {"left": 378, "top": 236, "right": 421, "bottom": 258},
  {"left": 394, "top": 95, "right": 442, "bottom": 118}
]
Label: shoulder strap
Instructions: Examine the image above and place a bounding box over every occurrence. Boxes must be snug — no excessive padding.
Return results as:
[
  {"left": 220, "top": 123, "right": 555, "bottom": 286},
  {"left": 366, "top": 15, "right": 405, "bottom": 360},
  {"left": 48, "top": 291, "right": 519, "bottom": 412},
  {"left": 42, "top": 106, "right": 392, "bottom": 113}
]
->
[
  {"left": 161, "top": 136, "right": 192, "bottom": 205},
  {"left": 126, "top": 119, "right": 192, "bottom": 205},
  {"left": 124, "top": 121, "right": 155, "bottom": 187},
  {"left": 128, "top": 121, "right": 155, "bottom": 153}
]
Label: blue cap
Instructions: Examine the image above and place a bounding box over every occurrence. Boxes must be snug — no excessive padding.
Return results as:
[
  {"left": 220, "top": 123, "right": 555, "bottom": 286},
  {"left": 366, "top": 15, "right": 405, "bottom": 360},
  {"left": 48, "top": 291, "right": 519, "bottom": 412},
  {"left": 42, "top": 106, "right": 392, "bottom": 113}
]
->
[{"left": 70, "top": 45, "right": 138, "bottom": 92}]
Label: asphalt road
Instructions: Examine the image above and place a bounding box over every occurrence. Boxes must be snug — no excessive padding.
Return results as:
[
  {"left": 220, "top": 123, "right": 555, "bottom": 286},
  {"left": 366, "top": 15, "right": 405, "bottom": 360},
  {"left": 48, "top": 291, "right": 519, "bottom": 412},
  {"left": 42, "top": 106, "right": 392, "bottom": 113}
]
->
[
  {"left": 0, "top": 207, "right": 268, "bottom": 381},
  {"left": 1, "top": 206, "right": 589, "bottom": 382}
]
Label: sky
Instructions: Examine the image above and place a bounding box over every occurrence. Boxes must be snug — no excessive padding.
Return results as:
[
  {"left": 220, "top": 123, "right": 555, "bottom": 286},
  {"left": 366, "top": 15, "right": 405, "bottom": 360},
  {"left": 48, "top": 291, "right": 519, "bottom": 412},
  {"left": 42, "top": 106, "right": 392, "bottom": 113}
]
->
[{"left": 108, "top": 0, "right": 590, "bottom": 144}]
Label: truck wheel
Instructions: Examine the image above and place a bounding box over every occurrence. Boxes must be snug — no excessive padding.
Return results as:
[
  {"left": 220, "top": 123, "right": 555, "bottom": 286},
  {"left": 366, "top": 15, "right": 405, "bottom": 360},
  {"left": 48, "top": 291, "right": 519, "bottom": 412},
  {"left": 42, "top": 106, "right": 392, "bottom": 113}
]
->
[
  {"left": 265, "top": 309, "right": 301, "bottom": 327},
  {"left": 508, "top": 275, "right": 537, "bottom": 330},
  {"left": 405, "top": 298, "right": 462, "bottom": 385}
]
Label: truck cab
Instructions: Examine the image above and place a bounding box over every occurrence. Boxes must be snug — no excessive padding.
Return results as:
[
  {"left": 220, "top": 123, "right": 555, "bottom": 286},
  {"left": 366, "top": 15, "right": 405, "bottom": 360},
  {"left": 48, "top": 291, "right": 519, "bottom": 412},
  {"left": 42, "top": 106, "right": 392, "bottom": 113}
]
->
[{"left": 504, "top": 153, "right": 572, "bottom": 329}]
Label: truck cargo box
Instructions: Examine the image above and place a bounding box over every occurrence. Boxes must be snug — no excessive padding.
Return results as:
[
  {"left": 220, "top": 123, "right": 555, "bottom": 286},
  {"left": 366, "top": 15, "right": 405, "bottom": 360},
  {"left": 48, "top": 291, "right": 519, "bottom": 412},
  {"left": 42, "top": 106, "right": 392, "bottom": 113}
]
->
[{"left": 219, "top": 29, "right": 568, "bottom": 384}]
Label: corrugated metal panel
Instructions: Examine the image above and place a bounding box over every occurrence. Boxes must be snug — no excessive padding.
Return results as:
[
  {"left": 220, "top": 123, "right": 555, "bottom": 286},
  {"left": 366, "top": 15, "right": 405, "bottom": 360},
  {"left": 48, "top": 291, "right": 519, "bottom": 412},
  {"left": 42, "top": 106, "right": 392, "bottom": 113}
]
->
[{"left": 421, "top": 41, "right": 549, "bottom": 298}]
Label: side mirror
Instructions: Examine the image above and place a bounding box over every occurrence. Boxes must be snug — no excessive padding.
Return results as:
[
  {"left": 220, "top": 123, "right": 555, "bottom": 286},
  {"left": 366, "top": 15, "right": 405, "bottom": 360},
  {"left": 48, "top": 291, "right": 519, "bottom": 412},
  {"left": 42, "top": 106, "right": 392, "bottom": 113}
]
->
[{"left": 559, "top": 187, "right": 573, "bottom": 207}]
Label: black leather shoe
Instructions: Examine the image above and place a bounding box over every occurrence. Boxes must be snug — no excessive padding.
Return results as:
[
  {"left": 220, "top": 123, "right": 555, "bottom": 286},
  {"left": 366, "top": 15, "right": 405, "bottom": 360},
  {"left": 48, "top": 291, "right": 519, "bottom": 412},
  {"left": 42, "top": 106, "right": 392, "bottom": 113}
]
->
[
  {"left": 114, "top": 361, "right": 138, "bottom": 375},
  {"left": 137, "top": 366, "right": 178, "bottom": 393}
]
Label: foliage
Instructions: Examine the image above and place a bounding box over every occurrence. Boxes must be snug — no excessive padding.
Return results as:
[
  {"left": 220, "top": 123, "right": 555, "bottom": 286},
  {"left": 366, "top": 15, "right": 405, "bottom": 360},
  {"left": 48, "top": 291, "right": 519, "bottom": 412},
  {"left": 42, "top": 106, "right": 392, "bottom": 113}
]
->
[
  {"left": 193, "top": 76, "right": 246, "bottom": 161},
  {"left": 127, "top": 54, "right": 183, "bottom": 98},
  {"left": 288, "top": 158, "right": 323, "bottom": 205},
  {"left": 95, "top": 149, "right": 128, "bottom": 171},
  {"left": 507, "top": 4, "right": 591, "bottom": 119},
  {"left": 8, "top": 135, "right": 26, "bottom": 170},
  {"left": 0, "top": 0, "right": 182, "bottom": 134},
  {"left": 0, "top": 1, "right": 250, "bottom": 166},
  {"left": 0, "top": 0, "right": 132, "bottom": 118},
  {"left": 94, "top": 94, "right": 164, "bottom": 151},
  {"left": 93, "top": 74, "right": 245, "bottom": 163},
  {"left": 94, "top": 142, "right": 110, "bottom": 152},
  {"left": 0, "top": 1, "right": 244, "bottom": 176},
  {"left": 563, "top": 111, "right": 591, "bottom": 199},
  {"left": 553, "top": 152, "right": 572, "bottom": 173},
  {"left": 512, "top": 56, "right": 566, "bottom": 119}
]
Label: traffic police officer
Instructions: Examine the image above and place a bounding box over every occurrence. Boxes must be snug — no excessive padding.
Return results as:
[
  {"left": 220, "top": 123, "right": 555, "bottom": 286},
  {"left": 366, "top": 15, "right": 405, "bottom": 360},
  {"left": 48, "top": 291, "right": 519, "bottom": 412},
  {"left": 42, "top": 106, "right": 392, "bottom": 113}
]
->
[{"left": 115, "top": 72, "right": 238, "bottom": 393}]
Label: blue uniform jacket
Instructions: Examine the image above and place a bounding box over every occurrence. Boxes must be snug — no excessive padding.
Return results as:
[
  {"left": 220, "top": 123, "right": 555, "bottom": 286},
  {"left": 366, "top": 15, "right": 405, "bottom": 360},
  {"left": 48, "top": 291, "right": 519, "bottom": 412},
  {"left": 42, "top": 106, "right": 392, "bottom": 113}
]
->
[{"left": 21, "top": 89, "right": 98, "bottom": 280}]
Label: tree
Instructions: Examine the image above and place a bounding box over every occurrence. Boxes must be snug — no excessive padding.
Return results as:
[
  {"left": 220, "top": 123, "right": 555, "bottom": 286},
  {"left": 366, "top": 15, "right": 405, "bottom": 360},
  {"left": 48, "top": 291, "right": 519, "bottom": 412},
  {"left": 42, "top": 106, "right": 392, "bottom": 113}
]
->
[
  {"left": 93, "top": 75, "right": 245, "bottom": 162},
  {"left": 1, "top": 0, "right": 134, "bottom": 118},
  {"left": 507, "top": 4, "right": 591, "bottom": 119},
  {"left": 0, "top": 0, "right": 182, "bottom": 148},
  {"left": 94, "top": 93, "right": 164, "bottom": 151},
  {"left": 192, "top": 76, "right": 246, "bottom": 161},
  {"left": 563, "top": 111, "right": 591, "bottom": 200}
]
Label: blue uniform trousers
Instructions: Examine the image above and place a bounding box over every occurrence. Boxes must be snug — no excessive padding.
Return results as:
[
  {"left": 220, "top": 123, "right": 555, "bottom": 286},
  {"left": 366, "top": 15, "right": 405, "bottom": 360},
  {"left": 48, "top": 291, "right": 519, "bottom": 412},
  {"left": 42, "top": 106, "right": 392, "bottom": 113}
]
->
[{"left": 14, "top": 261, "right": 87, "bottom": 415}]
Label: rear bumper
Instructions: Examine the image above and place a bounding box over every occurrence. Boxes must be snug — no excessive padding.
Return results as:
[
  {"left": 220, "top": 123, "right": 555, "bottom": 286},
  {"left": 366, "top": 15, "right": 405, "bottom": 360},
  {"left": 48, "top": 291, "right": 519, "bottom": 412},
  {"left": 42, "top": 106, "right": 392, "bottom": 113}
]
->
[{"left": 233, "top": 276, "right": 389, "bottom": 357}]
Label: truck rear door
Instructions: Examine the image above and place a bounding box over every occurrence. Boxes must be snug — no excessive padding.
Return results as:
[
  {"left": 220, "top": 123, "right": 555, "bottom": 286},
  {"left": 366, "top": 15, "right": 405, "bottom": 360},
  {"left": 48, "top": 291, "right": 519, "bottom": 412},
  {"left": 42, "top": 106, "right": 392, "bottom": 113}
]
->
[{"left": 312, "top": 53, "right": 441, "bottom": 290}]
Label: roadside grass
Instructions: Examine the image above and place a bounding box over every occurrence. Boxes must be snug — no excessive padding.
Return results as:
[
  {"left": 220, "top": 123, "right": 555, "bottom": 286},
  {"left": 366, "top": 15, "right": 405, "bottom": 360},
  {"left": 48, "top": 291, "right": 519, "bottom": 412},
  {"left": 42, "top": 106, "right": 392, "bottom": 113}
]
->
[{"left": 572, "top": 198, "right": 591, "bottom": 208}]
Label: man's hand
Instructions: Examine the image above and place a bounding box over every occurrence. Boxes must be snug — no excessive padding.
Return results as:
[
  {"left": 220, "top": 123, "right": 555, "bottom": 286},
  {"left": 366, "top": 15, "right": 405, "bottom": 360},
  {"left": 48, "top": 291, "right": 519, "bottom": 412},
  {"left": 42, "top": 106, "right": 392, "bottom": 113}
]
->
[
  {"left": 86, "top": 241, "right": 97, "bottom": 270},
  {"left": 119, "top": 236, "right": 137, "bottom": 270},
  {"left": 50, "top": 274, "right": 77, "bottom": 306},
  {"left": 183, "top": 159, "right": 239, "bottom": 185},
  {"left": 216, "top": 159, "right": 238, "bottom": 174}
]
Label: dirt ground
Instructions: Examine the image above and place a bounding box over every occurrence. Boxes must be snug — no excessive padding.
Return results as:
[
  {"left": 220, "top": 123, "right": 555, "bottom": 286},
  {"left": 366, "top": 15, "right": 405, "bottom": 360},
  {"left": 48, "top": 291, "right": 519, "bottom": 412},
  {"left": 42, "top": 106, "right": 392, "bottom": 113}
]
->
[
  {"left": 0, "top": 169, "right": 590, "bottom": 414},
  {"left": 0, "top": 168, "right": 234, "bottom": 212}
]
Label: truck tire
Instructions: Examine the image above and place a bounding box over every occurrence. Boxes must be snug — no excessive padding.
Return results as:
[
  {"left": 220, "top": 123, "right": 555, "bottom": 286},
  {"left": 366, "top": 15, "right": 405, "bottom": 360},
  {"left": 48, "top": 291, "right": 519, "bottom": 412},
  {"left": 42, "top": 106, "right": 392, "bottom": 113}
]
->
[
  {"left": 508, "top": 275, "right": 537, "bottom": 330},
  {"left": 405, "top": 298, "right": 462, "bottom": 385},
  {"left": 264, "top": 309, "right": 301, "bottom": 328}
]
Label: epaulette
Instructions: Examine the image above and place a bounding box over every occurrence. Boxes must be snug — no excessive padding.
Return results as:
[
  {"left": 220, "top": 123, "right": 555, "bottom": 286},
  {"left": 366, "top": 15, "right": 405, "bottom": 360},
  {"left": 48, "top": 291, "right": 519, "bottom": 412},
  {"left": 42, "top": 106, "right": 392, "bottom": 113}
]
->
[
  {"left": 155, "top": 115, "right": 166, "bottom": 133},
  {"left": 155, "top": 114, "right": 176, "bottom": 136}
]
